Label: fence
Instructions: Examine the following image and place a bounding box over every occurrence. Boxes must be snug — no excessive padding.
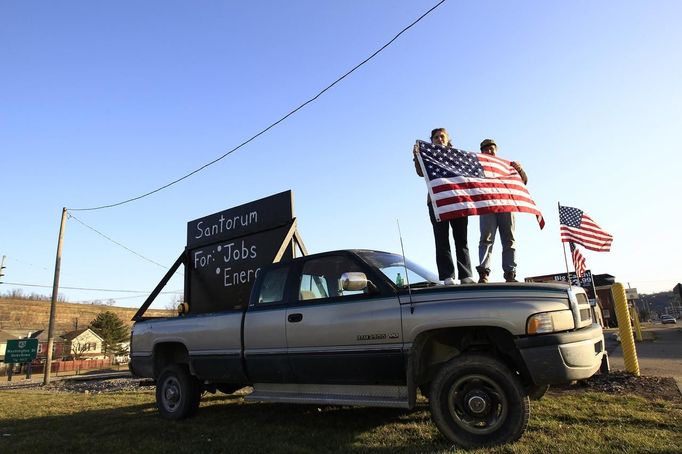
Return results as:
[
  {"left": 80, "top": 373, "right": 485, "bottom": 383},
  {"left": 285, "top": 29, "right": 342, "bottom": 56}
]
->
[
  {"left": 48, "top": 358, "right": 113, "bottom": 374},
  {"left": 1, "top": 358, "right": 116, "bottom": 378}
]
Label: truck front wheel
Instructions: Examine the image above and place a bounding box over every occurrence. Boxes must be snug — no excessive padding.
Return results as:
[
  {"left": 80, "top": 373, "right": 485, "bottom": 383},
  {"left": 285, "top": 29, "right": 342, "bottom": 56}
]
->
[
  {"left": 156, "top": 364, "right": 202, "bottom": 420},
  {"left": 429, "top": 354, "right": 530, "bottom": 448}
]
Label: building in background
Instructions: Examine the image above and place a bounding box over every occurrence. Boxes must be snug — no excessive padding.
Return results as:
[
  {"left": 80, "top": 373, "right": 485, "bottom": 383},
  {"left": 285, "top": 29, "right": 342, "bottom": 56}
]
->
[{"left": 61, "top": 328, "right": 105, "bottom": 360}]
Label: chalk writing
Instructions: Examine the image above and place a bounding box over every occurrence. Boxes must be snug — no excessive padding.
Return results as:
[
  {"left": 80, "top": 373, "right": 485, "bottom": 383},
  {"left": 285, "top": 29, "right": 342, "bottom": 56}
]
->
[
  {"left": 194, "top": 211, "right": 258, "bottom": 241},
  {"left": 224, "top": 267, "right": 261, "bottom": 287},
  {"left": 222, "top": 241, "right": 257, "bottom": 263},
  {"left": 193, "top": 250, "right": 216, "bottom": 269}
]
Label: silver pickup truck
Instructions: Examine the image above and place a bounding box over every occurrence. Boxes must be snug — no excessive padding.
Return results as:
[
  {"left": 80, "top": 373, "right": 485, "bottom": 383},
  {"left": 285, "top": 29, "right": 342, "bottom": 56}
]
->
[{"left": 130, "top": 249, "right": 605, "bottom": 448}]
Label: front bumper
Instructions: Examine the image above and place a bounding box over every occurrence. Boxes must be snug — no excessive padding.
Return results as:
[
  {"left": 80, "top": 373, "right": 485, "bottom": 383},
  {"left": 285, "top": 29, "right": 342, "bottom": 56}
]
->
[{"left": 516, "top": 323, "right": 605, "bottom": 385}]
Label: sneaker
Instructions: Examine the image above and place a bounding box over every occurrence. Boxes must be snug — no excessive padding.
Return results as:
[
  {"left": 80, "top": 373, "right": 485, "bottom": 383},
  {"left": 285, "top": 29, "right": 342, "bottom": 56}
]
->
[
  {"left": 504, "top": 271, "right": 518, "bottom": 283},
  {"left": 460, "top": 277, "right": 475, "bottom": 284},
  {"left": 443, "top": 277, "right": 456, "bottom": 285}
]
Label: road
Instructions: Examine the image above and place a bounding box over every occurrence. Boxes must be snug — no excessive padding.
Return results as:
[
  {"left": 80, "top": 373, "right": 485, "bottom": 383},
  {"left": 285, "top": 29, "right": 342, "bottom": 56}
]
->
[{"left": 606, "top": 324, "right": 682, "bottom": 392}]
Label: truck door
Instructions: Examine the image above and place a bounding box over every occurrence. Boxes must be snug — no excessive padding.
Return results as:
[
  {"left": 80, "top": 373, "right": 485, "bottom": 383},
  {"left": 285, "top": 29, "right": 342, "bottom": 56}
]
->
[
  {"left": 243, "top": 263, "right": 295, "bottom": 382},
  {"left": 285, "top": 254, "right": 404, "bottom": 384}
]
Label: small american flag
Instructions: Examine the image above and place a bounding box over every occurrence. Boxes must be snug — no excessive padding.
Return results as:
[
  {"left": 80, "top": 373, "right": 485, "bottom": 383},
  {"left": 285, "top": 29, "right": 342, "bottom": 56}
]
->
[
  {"left": 570, "top": 242, "right": 587, "bottom": 278},
  {"left": 559, "top": 205, "right": 613, "bottom": 252},
  {"left": 416, "top": 141, "right": 545, "bottom": 228}
]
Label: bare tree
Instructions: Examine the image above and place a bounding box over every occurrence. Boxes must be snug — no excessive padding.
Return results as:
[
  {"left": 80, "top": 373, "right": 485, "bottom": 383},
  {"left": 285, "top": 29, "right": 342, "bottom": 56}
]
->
[
  {"left": 165, "top": 294, "right": 185, "bottom": 312},
  {"left": 71, "top": 341, "right": 90, "bottom": 360}
]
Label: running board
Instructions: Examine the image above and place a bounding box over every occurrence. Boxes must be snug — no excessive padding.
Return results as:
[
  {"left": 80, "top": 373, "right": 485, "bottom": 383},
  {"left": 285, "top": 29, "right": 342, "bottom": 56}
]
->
[{"left": 245, "top": 383, "right": 410, "bottom": 408}]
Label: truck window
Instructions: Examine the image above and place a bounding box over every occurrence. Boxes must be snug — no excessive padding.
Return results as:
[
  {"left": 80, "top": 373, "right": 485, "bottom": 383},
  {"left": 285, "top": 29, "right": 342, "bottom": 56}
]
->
[
  {"left": 257, "top": 266, "right": 289, "bottom": 304},
  {"left": 298, "top": 255, "right": 366, "bottom": 302},
  {"left": 299, "top": 274, "right": 329, "bottom": 300}
]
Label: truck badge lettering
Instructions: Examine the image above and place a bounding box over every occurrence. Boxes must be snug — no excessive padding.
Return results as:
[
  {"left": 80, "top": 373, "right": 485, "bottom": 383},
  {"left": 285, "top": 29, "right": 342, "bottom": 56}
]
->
[{"left": 356, "top": 333, "right": 387, "bottom": 341}]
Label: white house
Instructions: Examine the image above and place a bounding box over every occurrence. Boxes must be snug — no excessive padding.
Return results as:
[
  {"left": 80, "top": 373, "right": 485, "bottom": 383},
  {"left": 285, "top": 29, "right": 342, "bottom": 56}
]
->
[{"left": 61, "top": 328, "right": 106, "bottom": 360}]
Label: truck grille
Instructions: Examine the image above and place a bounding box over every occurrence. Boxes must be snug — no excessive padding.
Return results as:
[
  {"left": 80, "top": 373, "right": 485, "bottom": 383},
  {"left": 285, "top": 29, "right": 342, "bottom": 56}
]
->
[{"left": 572, "top": 290, "right": 593, "bottom": 328}]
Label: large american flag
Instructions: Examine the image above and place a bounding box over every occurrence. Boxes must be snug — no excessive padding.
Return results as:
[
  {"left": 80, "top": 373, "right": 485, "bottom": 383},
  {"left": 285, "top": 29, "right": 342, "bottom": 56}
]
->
[
  {"left": 416, "top": 141, "right": 545, "bottom": 228},
  {"left": 559, "top": 205, "right": 613, "bottom": 252},
  {"left": 570, "top": 242, "right": 587, "bottom": 278}
]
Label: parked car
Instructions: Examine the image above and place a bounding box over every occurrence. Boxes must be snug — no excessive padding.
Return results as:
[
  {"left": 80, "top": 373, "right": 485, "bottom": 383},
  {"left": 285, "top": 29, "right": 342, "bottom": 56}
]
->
[{"left": 660, "top": 315, "right": 677, "bottom": 324}]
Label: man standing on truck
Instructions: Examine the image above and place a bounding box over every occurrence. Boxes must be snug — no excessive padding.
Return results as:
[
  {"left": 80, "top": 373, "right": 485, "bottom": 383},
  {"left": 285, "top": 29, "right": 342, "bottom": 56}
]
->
[
  {"left": 413, "top": 128, "right": 474, "bottom": 285},
  {"left": 476, "top": 139, "right": 528, "bottom": 283}
]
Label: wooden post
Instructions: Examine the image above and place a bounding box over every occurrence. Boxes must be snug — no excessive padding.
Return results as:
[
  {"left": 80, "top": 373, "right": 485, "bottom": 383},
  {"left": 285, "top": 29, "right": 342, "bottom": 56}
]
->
[{"left": 43, "top": 207, "right": 68, "bottom": 385}]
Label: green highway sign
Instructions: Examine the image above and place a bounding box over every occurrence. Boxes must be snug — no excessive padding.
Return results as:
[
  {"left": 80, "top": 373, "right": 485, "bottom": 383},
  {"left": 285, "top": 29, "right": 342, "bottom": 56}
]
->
[{"left": 4, "top": 338, "right": 39, "bottom": 363}]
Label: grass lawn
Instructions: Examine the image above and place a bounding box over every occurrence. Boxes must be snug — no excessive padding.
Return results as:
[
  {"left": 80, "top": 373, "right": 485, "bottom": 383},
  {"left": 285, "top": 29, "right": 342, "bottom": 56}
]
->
[{"left": 1, "top": 388, "right": 680, "bottom": 453}]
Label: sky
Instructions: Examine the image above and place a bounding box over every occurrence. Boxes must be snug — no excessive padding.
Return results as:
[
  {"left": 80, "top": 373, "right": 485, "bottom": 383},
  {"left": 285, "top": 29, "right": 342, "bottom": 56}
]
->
[{"left": 1, "top": 0, "right": 681, "bottom": 310}]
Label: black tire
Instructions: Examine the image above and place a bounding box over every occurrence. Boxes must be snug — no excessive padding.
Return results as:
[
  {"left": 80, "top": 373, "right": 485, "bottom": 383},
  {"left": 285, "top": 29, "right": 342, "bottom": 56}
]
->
[
  {"left": 156, "top": 364, "right": 202, "bottom": 420},
  {"left": 429, "top": 354, "right": 530, "bottom": 448}
]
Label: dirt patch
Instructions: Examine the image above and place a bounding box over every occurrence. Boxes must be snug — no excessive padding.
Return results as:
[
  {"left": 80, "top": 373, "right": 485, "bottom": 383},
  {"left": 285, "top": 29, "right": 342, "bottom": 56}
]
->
[{"left": 551, "top": 371, "right": 682, "bottom": 402}]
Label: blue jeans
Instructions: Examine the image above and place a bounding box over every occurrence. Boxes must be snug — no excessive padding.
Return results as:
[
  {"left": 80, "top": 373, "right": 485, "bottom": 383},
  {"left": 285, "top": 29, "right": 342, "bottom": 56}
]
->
[{"left": 478, "top": 212, "right": 516, "bottom": 273}]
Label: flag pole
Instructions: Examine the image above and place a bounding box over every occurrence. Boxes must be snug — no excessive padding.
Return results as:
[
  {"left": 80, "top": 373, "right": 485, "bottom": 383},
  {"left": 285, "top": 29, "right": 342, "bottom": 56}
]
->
[
  {"left": 587, "top": 268, "right": 601, "bottom": 315},
  {"left": 558, "top": 202, "right": 572, "bottom": 285}
]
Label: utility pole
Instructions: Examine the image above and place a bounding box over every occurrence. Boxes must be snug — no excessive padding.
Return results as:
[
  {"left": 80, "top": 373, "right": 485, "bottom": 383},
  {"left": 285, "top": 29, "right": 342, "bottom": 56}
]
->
[
  {"left": 43, "top": 208, "right": 68, "bottom": 385},
  {"left": 0, "top": 255, "right": 6, "bottom": 283}
]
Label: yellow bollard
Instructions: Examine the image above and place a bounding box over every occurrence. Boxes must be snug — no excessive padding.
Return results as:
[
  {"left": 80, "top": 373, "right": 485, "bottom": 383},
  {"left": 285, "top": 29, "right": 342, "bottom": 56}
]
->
[
  {"left": 632, "top": 302, "right": 643, "bottom": 342},
  {"left": 612, "top": 283, "right": 640, "bottom": 376}
]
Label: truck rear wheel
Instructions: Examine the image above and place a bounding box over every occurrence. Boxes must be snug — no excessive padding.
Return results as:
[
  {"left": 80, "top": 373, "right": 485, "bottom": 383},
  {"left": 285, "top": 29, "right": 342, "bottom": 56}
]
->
[
  {"left": 156, "top": 364, "right": 202, "bottom": 420},
  {"left": 429, "top": 354, "right": 530, "bottom": 448}
]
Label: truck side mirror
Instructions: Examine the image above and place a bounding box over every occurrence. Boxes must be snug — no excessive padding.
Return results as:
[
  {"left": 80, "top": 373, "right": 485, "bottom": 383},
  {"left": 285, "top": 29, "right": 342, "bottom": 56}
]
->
[{"left": 340, "top": 272, "right": 369, "bottom": 291}]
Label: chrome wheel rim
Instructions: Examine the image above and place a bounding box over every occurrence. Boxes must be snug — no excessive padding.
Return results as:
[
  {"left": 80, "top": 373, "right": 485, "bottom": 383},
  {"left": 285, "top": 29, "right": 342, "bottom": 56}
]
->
[{"left": 161, "top": 376, "right": 182, "bottom": 412}]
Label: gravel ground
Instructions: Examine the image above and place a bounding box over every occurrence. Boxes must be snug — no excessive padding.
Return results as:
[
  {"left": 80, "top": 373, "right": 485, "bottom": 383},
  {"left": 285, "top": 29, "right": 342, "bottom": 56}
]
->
[
  {"left": 4, "top": 372, "right": 680, "bottom": 402},
  {"left": 551, "top": 371, "right": 682, "bottom": 402},
  {"left": 43, "top": 377, "right": 156, "bottom": 394}
]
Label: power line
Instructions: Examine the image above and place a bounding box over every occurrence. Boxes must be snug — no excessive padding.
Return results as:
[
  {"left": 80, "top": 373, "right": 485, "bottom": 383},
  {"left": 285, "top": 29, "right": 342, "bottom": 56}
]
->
[
  {"left": 70, "top": 293, "right": 179, "bottom": 304},
  {"left": 67, "top": 211, "right": 176, "bottom": 271},
  {"left": 4, "top": 256, "right": 50, "bottom": 272},
  {"left": 2, "top": 281, "right": 182, "bottom": 294},
  {"left": 83, "top": 293, "right": 166, "bottom": 301},
  {"left": 68, "top": 0, "right": 447, "bottom": 212}
]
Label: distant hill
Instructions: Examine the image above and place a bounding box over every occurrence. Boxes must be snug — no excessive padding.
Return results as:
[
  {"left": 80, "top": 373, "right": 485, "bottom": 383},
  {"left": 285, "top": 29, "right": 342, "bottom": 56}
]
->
[
  {"left": 0, "top": 298, "right": 174, "bottom": 335},
  {"left": 638, "top": 291, "right": 681, "bottom": 318}
]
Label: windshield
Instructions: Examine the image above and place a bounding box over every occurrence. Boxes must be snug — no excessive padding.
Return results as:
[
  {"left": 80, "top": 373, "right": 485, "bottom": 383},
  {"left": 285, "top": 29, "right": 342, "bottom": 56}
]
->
[{"left": 357, "top": 251, "right": 439, "bottom": 288}]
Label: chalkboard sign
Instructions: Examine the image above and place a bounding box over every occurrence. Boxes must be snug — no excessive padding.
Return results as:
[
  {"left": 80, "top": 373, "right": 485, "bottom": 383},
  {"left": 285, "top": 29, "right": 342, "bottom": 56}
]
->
[
  {"left": 186, "top": 191, "right": 297, "bottom": 314},
  {"left": 187, "top": 190, "right": 293, "bottom": 249}
]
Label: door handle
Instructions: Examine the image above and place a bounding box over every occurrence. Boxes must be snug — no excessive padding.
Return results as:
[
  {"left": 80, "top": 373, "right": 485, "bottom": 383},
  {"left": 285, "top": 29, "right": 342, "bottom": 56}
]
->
[{"left": 288, "top": 313, "right": 303, "bottom": 323}]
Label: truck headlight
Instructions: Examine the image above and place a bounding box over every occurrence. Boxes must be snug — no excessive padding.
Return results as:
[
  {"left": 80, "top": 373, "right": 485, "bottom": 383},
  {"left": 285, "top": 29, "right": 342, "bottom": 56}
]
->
[{"left": 527, "top": 310, "right": 575, "bottom": 334}]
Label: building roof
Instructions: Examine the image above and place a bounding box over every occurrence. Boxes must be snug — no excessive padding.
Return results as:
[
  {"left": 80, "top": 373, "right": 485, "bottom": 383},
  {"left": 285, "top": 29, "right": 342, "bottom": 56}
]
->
[
  {"left": 29, "top": 329, "right": 48, "bottom": 341},
  {"left": 61, "top": 328, "right": 103, "bottom": 342}
]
